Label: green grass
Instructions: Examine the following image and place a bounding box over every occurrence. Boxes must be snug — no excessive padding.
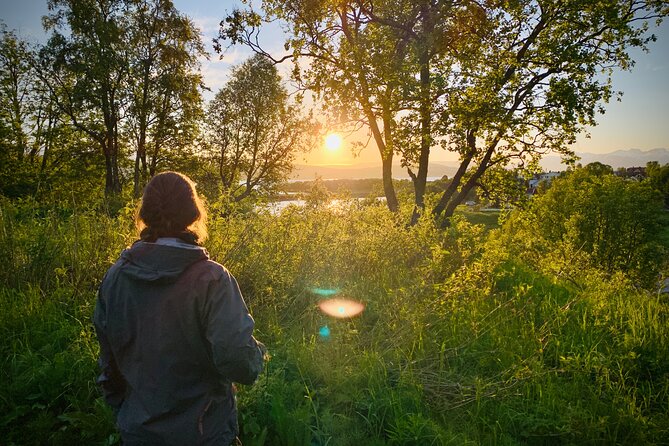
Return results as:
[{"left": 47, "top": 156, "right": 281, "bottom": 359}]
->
[
  {"left": 1, "top": 199, "right": 668, "bottom": 445},
  {"left": 456, "top": 208, "right": 502, "bottom": 230}
]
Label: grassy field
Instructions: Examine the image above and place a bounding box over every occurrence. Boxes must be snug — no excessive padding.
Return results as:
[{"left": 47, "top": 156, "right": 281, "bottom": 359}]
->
[
  {"left": 457, "top": 208, "right": 502, "bottom": 230},
  {"left": 1, "top": 198, "right": 668, "bottom": 445}
]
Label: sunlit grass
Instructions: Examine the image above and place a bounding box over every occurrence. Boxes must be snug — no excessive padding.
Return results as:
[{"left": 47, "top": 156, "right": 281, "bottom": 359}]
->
[
  {"left": 1, "top": 199, "right": 667, "bottom": 444},
  {"left": 456, "top": 208, "right": 501, "bottom": 230}
]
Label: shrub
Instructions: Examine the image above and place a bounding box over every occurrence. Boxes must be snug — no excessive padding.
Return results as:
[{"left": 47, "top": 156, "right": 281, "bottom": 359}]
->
[{"left": 502, "top": 167, "right": 666, "bottom": 287}]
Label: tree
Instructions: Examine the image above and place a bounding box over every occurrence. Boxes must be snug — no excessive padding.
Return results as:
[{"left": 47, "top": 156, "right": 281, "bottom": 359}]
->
[
  {"left": 39, "top": 0, "right": 205, "bottom": 199},
  {"left": 126, "top": 0, "right": 205, "bottom": 197},
  {"left": 505, "top": 167, "right": 665, "bottom": 286},
  {"left": 218, "top": 1, "right": 476, "bottom": 218},
  {"left": 584, "top": 161, "right": 614, "bottom": 176},
  {"left": 0, "top": 25, "right": 38, "bottom": 196},
  {"left": 428, "top": 0, "right": 667, "bottom": 224},
  {"left": 218, "top": 0, "right": 667, "bottom": 224},
  {"left": 202, "top": 54, "right": 315, "bottom": 202},
  {"left": 646, "top": 161, "right": 669, "bottom": 207},
  {"left": 40, "top": 0, "right": 131, "bottom": 196},
  {"left": 0, "top": 25, "right": 73, "bottom": 198}
]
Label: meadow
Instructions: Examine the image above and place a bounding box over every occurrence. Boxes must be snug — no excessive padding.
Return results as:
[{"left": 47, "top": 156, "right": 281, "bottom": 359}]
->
[{"left": 1, "top": 181, "right": 668, "bottom": 445}]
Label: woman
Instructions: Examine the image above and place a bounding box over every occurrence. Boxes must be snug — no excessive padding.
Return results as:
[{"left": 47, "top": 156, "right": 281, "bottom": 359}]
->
[{"left": 94, "top": 171, "right": 264, "bottom": 445}]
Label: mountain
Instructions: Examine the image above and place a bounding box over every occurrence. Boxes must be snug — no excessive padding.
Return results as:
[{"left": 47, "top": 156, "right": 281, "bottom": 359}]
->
[
  {"left": 540, "top": 148, "right": 669, "bottom": 171},
  {"left": 290, "top": 149, "right": 669, "bottom": 180},
  {"left": 290, "top": 162, "right": 460, "bottom": 180}
]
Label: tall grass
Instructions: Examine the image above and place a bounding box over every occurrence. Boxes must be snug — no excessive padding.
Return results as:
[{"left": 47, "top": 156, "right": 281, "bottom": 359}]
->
[{"left": 1, "top": 197, "right": 668, "bottom": 445}]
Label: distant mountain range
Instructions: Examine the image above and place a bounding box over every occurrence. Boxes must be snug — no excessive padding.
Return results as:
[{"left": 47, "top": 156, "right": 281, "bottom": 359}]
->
[
  {"left": 290, "top": 148, "right": 669, "bottom": 180},
  {"left": 539, "top": 148, "right": 669, "bottom": 171}
]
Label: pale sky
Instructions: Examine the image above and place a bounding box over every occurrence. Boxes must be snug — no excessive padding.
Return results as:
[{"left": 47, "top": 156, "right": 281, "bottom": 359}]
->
[{"left": 2, "top": 0, "right": 668, "bottom": 167}]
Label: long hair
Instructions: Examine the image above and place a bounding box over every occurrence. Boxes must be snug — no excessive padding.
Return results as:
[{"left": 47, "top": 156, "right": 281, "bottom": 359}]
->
[{"left": 136, "top": 172, "right": 208, "bottom": 243}]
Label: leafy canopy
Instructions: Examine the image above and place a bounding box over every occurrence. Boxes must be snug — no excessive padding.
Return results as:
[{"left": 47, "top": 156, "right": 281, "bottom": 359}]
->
[
  {"left": 201, "top": 54, "right": 316, "bottom": 202},
  {"left": 218, "top": 0, "right": 668, "bottom": 222}
]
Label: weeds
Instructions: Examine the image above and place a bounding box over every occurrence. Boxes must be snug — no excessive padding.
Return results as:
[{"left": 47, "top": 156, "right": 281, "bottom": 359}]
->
[{"left": 1, "top": 198, "right": 668, "bottom": 444}]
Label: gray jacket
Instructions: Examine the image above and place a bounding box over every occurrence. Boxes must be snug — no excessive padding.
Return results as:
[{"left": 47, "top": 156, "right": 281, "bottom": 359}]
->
[{"left": 94, "top": 239, "right": 264, "bottom": 445}]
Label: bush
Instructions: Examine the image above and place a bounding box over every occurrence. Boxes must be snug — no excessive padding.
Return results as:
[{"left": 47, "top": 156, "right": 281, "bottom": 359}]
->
[{"left": 502, "top": 167, "right": 666, "bottom": 287}]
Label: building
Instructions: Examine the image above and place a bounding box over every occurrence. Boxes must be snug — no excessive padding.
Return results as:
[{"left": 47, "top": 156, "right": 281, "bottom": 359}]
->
[
  {"left": 527, "top": 171, "right": 562, "bottom": 195},
  {"left": 614, "top": 166, "right": 647, "bottom": 181}
]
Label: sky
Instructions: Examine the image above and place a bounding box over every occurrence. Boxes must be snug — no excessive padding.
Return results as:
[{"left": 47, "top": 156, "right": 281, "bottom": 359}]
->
[{"left": 1, "top": 0, "right": 668, "bottom": 167}]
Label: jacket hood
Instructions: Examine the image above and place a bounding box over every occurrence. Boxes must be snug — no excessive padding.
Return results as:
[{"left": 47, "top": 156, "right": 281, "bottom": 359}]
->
[{"left": 119, "top": 241, "right": 208, "bottom": 283}]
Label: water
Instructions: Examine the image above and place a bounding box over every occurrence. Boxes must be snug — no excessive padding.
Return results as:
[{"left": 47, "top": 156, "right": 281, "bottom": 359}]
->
[{"left": 262, "top": 197, "right": 385, "bottom": 215}]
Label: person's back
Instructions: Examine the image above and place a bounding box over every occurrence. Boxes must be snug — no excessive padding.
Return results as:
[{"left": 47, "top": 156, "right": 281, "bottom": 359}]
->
[{"left": 94, "top": 172, "right": 264, "bottom": 445}]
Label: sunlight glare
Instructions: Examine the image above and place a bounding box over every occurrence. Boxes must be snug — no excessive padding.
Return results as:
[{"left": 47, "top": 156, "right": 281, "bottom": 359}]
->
[
  {"left": 318, "top": 298, "right": 365, "bottom": 318},
  {"left": 324, "top": 133, "right": 343, "bottom": 152},
  {"left": 319, "top": 325, "right": 331, "bottom": 338},
  {"left": 309, "top": 287, "right": 340, "bottom": 297}
]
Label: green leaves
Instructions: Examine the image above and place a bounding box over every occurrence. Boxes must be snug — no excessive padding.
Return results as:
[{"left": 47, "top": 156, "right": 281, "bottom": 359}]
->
[
  {"left": 504, "top": 166, "right": 666, "bottom": 287},
  {"left": 201, "top": 54, "right": 316, "bottom": 203},
  {"left": 219, "top": 0, "right": 667, "bottom": 221}
]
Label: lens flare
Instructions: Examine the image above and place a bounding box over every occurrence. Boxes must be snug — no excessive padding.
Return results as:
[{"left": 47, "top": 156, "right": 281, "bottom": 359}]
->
[
  {"left": 309, "top": 287, "right": 340, "bottom": 297},
  {"left": 318, "top": 298, "right": 365, "bottom": 318},
  {"left": 319, "top": 325, "right": 331, "bottom": 338}
]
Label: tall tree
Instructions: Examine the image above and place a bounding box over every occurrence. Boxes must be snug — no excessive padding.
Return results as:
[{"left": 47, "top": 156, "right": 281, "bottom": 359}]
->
[
  {"left": 0, "top": 26, "right": 35, "bottom": 196},
  {"left": 0, "top": 25, "right": 67, "bottom": 198},
  {"left": 0, "top": 26, "right": 31, "bottom": 164},
  {"left": 41, "top": 0, "right": 131, "bottom": 196},
  {"left": 126, "top": 0, "right": 205, "bottom": 197},
  {"left": 202, "top": 54, "right": 315, "bottom": 202},
  {"left": 219, "top": 0, "right": 667, "bottom": 224},
  {"left": 218, "top": 1, "right": 471, "bottom": 214},
  {"left": 431, "top": 0, "right": 667, "bottom": 224},
  {"left": 39, "top": 0, "right": 205, "bottom": 198}
]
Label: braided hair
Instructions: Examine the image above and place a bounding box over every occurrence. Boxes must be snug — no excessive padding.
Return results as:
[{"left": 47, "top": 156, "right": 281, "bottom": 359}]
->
[{"left": 136, "top": 172, "right": 208, "bottom": 244}]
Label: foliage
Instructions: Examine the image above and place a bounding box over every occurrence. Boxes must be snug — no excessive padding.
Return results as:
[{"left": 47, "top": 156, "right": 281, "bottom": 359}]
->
[
  {"left": 647, "top": 161, "right": 669, "bottom": 207},
  {"left": 40, "top": 0, "right": 131, "bottom": 195},
  {"left": 477, "top": 166, "right": 528, "bottom": 209},
  {"left": 125, "top": 0, "right": 205, "bottom": 197},
  {"left": 218, "top": 0, "right": 668, "bottom": 223},
  {"left": 503, "top": 166, "right": 666, "bottom": 287},
  {"left": 201, "top": 54, "right": 315, "bottom": 203},
  {"left": 0, "top": 26, "right": 92, "bottom": 201},
  {"left": 2, "top": 193, "right": 668, "bottom": 444},
  {"left": 0, "top": 25, "right": 33, "bottom": 176},
  {"left": 35, "top": 0, "right": 204, "bottom": 197}
]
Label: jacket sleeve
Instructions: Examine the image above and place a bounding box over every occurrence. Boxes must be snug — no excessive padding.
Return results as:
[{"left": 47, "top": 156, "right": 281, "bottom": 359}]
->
[
  {"left": 203, "top": 269, "right": 265, "bottom": 385},
  {"left": 93, "top": 287, "right": 127, "bottom": 413}
]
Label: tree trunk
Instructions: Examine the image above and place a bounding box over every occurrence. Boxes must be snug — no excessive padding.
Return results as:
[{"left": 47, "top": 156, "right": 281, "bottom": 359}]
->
[
  {"left": 411, "top": 36, "right": 432, "bottom": 225},
  {"left": 133, "top": 129, "right": 147, "bottom": 198},
  {"left": 103, "top": 127, "right": 122, "bottom": 196},
  {"left": 133, "top": 151, "right": 142, "bottom": 198},
  {"left": 380, "top": 105, "right": 399, "bottom": 212},
  {"left": 439, "top": 141, "right": 496, "bottom": 226},
  {"left": 382, "top": 154, "right": 398, "bottom": 212},
  {"left": 433, "top": 152, "right": 473, "bottom": 217}
]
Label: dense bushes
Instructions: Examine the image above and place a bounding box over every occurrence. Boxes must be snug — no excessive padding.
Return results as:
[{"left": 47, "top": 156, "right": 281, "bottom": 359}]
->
[
  {"left": 1, "top": 188, "right": 668, "bottom": 444},
  {"left": 503, "top": 168, "right": 666, "bottom": 287}
]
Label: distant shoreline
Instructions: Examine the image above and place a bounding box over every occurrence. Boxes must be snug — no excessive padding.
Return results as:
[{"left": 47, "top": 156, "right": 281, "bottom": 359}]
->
[{"left": 289, "top": 148, "right": 669, "bottom": 181}]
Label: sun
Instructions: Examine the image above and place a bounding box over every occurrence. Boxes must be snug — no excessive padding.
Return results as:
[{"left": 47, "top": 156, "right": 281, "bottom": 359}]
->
[{"left": 324, "top": 133, "right": 343, "bottom": 152}]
